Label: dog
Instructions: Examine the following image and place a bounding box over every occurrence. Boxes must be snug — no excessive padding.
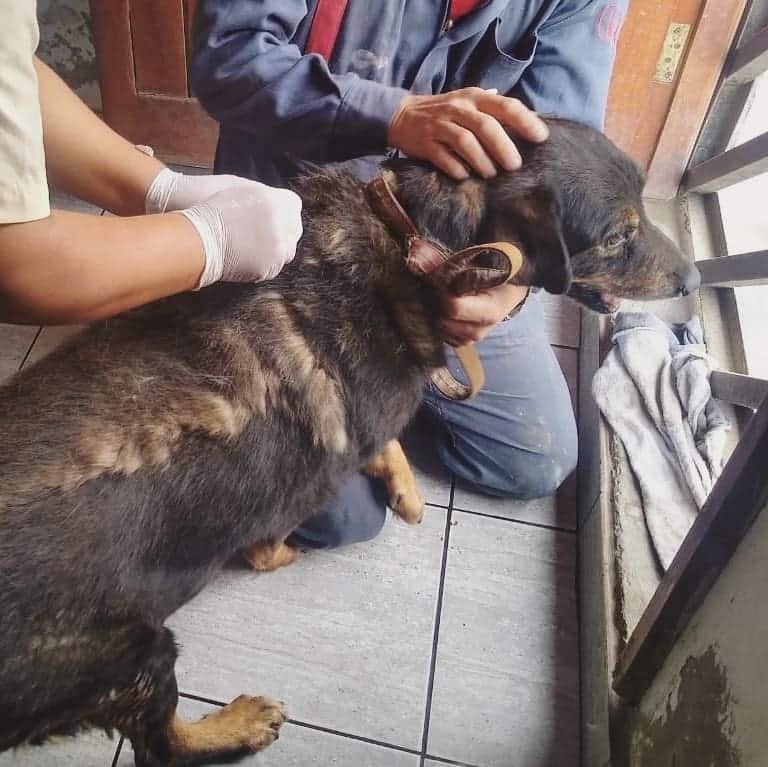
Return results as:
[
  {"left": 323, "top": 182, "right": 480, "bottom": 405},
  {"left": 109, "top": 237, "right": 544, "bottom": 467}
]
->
[{"left": 0, "top": 119, "right": 698, "bottom": 765}]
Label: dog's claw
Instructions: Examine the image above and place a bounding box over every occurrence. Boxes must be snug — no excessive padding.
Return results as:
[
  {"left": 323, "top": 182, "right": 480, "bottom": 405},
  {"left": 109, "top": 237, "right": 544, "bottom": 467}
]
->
[
  {"left": 210, "top": 695, "right": 288, "bottom": 753},
  {"left": 391, "top": 487, "right": 425, "bottom": 525}
]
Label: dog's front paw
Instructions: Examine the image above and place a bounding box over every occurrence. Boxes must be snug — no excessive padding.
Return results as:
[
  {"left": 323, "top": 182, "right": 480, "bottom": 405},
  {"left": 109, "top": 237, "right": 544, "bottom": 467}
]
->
[
  {"left": 217, "top": 695, "right": 288, "bottom": 752},
  {"left": 390, "top": 484, "right": 425, "bottom": 525},
  {"left": 243, "top": 541, "right": 300, "bottom": 572}
]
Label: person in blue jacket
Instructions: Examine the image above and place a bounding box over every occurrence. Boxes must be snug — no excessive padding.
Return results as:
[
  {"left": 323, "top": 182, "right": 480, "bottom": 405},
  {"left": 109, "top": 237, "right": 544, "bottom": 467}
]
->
[{"left": 190, "top": 0, "right": 626, "bottom": 550}]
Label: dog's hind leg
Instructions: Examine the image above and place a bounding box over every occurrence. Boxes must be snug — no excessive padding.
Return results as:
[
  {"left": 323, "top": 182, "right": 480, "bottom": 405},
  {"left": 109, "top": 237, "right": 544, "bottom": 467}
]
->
[
  {"left": 366, "top": 440, "right": 425, "bottom": 525},
  {"left": 85, "top": 624, "right": 286, "bottom": 766}
]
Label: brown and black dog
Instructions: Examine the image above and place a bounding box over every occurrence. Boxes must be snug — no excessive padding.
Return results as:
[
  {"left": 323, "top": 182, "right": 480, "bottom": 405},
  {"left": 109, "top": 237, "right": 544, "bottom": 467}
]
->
[{"left": 0, "top": 119, "right": 697, "bottom": 765}]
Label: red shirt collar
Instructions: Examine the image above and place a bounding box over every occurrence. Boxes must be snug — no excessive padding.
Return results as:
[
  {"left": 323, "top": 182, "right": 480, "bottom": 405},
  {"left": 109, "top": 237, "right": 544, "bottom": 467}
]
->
[{"left": 449, "top": 0, "right": 485, "bottom": 22}]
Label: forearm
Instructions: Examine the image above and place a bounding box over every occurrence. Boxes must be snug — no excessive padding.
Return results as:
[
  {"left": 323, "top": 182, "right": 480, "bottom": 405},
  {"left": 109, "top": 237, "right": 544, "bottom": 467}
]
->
[
  {"left": 34, "top": 58, "right": 165, "bottom": 216},
  {"left": 191, "top": 0, "right": 406, "bottom": 161},
  {"left": 0, "top": 211, "right": 203, "bottom": 324}
]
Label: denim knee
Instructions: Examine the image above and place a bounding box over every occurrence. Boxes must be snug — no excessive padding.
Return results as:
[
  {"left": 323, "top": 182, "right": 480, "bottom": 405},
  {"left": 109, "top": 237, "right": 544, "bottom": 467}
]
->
[
  {"left": 442, "top": 433, "right": 578, "bottom": 501},
  {"left": 289, "top": 473, "right": 388, "bottom": 550},
  {"left": 488, "top": 441, "right": 578, "bottom": 499}
]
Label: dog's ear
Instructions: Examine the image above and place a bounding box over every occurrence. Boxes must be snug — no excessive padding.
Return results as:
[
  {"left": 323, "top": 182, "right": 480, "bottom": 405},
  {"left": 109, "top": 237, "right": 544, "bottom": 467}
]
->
[
  {"left": 520, "top": 189, "right": 572, "bottom": 295},
  {"left": 486, "top": 186, "right": 573, "bottom": 295}
]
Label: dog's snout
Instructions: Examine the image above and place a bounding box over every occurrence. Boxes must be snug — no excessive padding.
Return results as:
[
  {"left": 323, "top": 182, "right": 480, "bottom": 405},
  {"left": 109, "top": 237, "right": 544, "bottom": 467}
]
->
[{"left": 677, "top": 265, "right": 701, "bottom": 296}]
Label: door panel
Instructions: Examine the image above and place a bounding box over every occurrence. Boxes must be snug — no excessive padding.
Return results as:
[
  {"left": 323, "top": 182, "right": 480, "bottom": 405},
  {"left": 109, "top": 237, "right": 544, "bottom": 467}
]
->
[
  {"left": 130, "top": 0, "right": 188, "bottom": 96},
  {"left": 90, "top": 0, "right": 217, "bottom": 166}
]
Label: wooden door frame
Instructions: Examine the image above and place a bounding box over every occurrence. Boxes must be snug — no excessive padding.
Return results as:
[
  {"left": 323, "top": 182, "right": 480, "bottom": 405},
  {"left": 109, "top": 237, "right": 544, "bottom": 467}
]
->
[{"left": 90, "top": 0, "right": 218, "bottom": 166}]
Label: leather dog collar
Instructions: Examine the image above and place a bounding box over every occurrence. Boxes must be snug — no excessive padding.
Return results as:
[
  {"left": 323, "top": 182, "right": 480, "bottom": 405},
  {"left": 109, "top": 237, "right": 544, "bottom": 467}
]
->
[{"left": 366, "top": 170, "right": 526, "bottom": 401}]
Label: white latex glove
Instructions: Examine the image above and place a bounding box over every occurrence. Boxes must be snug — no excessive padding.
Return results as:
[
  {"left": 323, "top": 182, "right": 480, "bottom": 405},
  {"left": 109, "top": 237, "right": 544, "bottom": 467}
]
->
[
  {"left": 145, "top": 166, "right": 267, "bottom": 214},
  {"left": 176, "top": 184, "right": 303, "bottom": 288}
]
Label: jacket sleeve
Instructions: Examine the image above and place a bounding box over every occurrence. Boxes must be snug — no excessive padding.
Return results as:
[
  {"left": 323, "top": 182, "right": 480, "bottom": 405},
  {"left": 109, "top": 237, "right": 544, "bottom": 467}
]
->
[
  {"left": 511, "top": 0, "right": 627, "bottom": 130},
  {"left": 190, "top": 0, "right": 409, "bottom": 161}
]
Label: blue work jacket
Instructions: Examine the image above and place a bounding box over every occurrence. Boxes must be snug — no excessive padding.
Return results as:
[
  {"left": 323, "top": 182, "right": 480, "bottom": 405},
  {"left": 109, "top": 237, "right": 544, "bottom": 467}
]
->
[{"left": 191, "top": 0, "right": 626, "bottom": 184}]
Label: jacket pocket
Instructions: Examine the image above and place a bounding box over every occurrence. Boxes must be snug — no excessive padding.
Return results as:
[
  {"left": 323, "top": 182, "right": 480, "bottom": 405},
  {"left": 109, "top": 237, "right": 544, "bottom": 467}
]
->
[{"left": 463, "top": 18, "right": 539, "bottom": 90}]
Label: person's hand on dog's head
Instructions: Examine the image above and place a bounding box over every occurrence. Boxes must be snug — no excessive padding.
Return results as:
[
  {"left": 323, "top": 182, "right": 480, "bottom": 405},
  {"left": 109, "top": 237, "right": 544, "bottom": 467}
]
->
[
  {"left": 387, "top": 87, "right": 548, "bottom": 181},
  {"left": 439, "top": 282, "right": 529, "bottom": 346}
]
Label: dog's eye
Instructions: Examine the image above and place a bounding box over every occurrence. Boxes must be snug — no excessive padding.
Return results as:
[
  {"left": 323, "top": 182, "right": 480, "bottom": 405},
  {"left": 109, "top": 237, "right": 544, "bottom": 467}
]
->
[{"left": 605, "top": 232, "right": 626, "bottom": 249}]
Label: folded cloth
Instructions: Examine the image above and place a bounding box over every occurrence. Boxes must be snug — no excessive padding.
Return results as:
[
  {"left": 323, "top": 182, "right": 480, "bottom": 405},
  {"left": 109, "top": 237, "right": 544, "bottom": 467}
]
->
[{"left": 592, "top": 312, "right": 730, "bottom": 569}]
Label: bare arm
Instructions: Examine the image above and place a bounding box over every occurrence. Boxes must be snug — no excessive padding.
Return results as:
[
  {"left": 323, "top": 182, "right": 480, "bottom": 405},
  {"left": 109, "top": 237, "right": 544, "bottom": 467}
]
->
[
  {"left": 1, "top": 60, "right": 301, "bottom": 325},
  {"left": 0, "top": 58, "right": 206, "bottom": 324},
  {"left": 0, "top": 211, "right": 203, "bottom": 325},
  {"left": 34, "top": 58, "right": 163, "bottom": 216}
]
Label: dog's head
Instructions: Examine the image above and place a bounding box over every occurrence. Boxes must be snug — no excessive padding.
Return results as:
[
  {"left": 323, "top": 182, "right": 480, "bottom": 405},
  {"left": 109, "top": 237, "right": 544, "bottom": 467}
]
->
[{"left": 388, "top": 118, "right": 699, "bottom": 313}]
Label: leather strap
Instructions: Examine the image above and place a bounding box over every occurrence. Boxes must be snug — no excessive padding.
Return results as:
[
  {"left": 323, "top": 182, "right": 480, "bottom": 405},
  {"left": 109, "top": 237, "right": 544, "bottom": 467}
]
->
[
  {"left": 305, "top": 0, "right": 350, "bottom": 60},
  {"left": 432, "top": 345, "right": 486, "bottom": 400},
  {"left": 365, "top": 173, "right": 526, "bottom": 402},
  {"left": 366, "top": 171, "right": 419, "bottom": 237}
]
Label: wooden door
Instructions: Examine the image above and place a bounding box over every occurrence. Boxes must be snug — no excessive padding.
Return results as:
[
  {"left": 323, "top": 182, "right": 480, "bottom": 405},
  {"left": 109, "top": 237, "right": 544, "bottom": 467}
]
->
[{"left": 90, "top": 0, "right": 217, "bottom": 166}]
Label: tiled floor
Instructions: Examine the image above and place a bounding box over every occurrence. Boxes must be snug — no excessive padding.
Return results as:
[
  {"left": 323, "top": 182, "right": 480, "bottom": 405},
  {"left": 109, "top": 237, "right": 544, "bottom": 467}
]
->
[{"left": 0, "top": 194, "right": 580, "bottom": 767}]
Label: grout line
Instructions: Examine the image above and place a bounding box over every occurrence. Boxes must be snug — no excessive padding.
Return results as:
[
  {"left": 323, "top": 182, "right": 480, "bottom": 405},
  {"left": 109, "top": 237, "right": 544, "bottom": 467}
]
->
[
  {"left": 17, "top": 327, "right": 42, "bottom": 371},
  {"left": 109, "top": 737, "right": 124, "bottom": 767},
  {"left": 418, "top": 478, "right": 455, "bottom": 765},
  {"left": 423, "top": 754, "right": 479, "bottom": 767},
  {"left": 285, "top": 718, "right": 421, "bottom": 756},
  {"left": 177, "top": 692, "right": 422, "bottom": 756},
  {"left": 451, "top": 505, "right": 576, "bottom": 535}
]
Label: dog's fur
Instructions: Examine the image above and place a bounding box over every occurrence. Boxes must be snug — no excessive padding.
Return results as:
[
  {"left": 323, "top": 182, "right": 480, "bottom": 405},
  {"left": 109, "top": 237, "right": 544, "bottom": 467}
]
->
[{"left": 0, "top": 119, "right": 695, "bottom": 765}]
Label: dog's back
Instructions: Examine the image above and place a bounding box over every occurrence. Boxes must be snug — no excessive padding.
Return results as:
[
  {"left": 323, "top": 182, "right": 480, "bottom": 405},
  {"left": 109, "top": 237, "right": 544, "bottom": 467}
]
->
[{"left": 0, "top": 170, "right": 434, "bottom": 748}]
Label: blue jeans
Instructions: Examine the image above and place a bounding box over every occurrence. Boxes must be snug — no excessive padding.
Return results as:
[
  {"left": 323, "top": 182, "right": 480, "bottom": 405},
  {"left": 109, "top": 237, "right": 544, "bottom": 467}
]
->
[{"left": 290, "top": 293, "right": 578, "bottom": 549}]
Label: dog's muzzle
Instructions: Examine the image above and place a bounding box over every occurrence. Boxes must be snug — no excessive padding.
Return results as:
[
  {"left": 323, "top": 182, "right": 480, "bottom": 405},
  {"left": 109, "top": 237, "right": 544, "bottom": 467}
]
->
[{"left": 365, "top": 171, "right": 527, "bottom": 401}]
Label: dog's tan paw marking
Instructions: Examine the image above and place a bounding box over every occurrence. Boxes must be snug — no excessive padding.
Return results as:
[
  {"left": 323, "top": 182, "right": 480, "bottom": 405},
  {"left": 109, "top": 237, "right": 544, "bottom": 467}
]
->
[
  {"left": 391, "top": 484, "right": 425, "bottom": 525},
  {"left": 219, "top": 695, "right": 288, "bottom": 751},
  {"left": 243, "top": 541, "right": 300, "bottom": 572}
]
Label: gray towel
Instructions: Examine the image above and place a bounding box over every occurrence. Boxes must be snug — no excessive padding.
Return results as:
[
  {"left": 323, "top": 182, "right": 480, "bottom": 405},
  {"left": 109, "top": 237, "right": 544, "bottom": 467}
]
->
[{"left": 592, "top": 312, "right": 730, "bottom": 569}]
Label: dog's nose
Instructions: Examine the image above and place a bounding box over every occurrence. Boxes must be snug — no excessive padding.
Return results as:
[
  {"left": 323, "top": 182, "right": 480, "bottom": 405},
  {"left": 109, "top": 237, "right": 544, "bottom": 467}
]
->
[{"left": 677, "top": 265, "right": 701, "bottom": 296}]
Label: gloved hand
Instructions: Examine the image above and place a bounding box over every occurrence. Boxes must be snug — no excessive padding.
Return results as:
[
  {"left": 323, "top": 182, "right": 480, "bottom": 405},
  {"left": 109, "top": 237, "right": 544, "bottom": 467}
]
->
[
  {"left": 144, "top": 165, "right": 303, "bottom": 288},
  {"left": 146, "top": 166, "right": 269, "bottom": 215},
  {"left": 175, "top": 183, "right": 303, "bottom": 288}
]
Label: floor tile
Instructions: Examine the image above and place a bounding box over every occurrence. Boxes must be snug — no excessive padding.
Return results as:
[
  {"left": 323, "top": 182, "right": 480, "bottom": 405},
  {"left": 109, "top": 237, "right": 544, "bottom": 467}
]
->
[
  {"left": 0, "top": 730, "right": 118, "bottom": 767},
  {"left": 0, "top": 324, "right": 38, "bottom": 382},
  {"left": 169, "top": 508, "right": 447, "bottom": 750},
  {"left": 23, "top": 325, "right": 84, "bottom": 368},
  {"left": 117, "top": 698, "right": 420, "bottom": 766},
  {"left": 427, "top": 512, "right": 579, "bottom": 767},
  {"left": 452, "top": 472, "right": 577, "bottom": 532}
]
